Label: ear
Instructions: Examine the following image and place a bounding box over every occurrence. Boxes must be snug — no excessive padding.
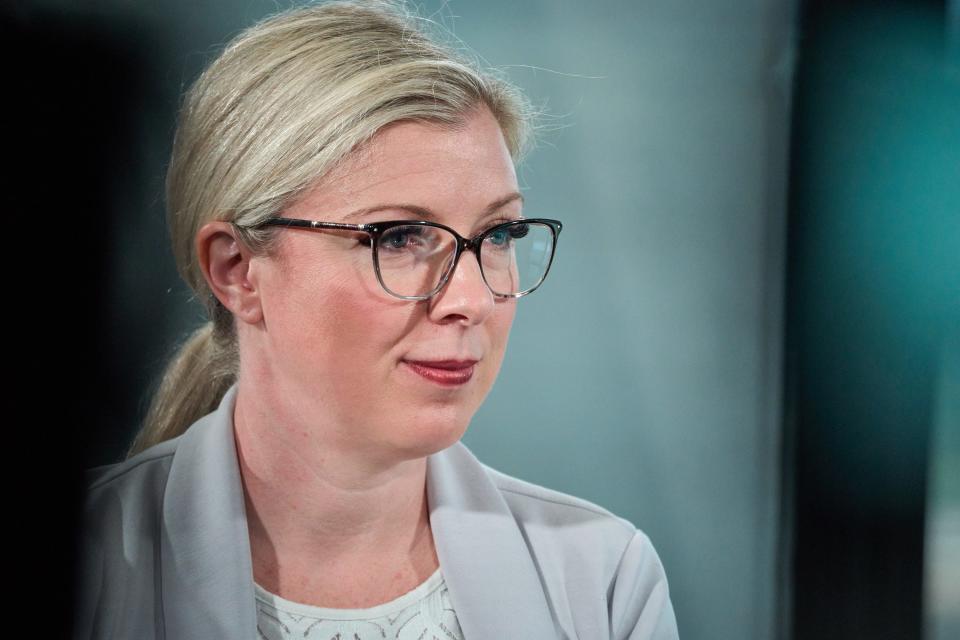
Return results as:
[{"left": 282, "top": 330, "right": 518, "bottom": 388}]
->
[{"left": 195, "top": 221, "right": 264, "bottom": 326}]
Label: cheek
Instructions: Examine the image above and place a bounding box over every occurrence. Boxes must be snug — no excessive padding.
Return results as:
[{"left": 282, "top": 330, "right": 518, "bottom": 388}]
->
[
  {"left": 485, "top": 300, "right": 517, "bottom": 368},
  {"left": 261, "top": 246, "right": 404, "bottom": 381},
  {"left": 495, "top": 299, "right": 517, "bottom": 339}
]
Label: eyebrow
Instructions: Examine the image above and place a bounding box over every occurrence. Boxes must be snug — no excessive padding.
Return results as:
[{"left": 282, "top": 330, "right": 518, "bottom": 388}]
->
[{"left": 340, "top": 192, "right": 525, "bottom": 222}]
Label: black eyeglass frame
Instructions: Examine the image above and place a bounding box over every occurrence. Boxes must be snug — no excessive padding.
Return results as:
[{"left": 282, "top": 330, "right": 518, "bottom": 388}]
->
[{"left": 242, "top": 217, "right": 563, "bottom": 301}]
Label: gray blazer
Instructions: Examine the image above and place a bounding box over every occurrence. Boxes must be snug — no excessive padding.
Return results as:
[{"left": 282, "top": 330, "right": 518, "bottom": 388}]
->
[{"left": 74, "top": 385, "right": 679, "bottom": 639}]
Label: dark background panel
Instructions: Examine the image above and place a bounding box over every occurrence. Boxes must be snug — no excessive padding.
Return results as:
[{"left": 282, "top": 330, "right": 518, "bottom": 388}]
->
[
  {"left": 785, "top": 0, "right": 959, "bottom": 638},
  {"left": 6, "top": 5, "right": 159, "bottom": 638}
]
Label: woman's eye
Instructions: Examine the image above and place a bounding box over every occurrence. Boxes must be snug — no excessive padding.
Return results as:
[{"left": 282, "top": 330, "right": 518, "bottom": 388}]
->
[
  {"left": 487, "top": 229, "right": 511, "bottom": 246},
  {"left": 485, "top": 222, "right": 527, "bottom": 247},
  {"left": 384, "top": 234, "right": 407, "bottom": 249},
  {"left": 379, "top": 227, "right": 424, "bottom": 250}
]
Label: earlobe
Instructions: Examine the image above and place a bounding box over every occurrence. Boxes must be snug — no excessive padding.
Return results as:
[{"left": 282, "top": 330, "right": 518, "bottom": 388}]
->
[{"left": 196, "top": 222, "right": 264, "bottom": 325}]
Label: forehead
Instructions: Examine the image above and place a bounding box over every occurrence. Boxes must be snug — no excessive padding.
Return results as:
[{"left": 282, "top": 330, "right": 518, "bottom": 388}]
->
[{"left": 286, "top": 107, "right": 520, "bottom": 224}]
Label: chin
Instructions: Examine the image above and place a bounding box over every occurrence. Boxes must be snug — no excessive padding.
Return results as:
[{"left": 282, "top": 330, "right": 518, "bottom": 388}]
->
[{"left": 392, "top": 415, "right": 471, "bottom": 459}]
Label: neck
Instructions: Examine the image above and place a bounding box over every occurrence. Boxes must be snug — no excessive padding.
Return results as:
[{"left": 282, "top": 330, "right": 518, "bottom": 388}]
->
[{"left": 233, "top": 379, "right": 439, "bottom": 606}]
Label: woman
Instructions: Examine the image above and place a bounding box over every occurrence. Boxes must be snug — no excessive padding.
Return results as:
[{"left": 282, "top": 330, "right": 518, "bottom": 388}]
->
[{"left": 74, "top": 2, "right": 679, "bottom": 639}]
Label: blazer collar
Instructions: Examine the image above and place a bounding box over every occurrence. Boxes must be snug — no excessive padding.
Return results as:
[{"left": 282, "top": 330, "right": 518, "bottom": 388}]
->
[
  {"left": 427, "top": 442, "right": 560, "bottom": 638},
  {"left": 159, "top": 384, "right": 257, "bottom": 639},
  {"left": 159, "top": 384, "right": 558, "bottom": 639}
]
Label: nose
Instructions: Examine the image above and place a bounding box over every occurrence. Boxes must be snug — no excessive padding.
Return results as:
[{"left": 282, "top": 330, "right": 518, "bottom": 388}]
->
[{"left": 427, "top": 249, "right": 495, "bottom": 325}]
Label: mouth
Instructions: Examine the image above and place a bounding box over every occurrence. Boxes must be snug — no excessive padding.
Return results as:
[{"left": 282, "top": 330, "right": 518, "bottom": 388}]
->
[{"left": 402, "top": 359, "right": 478, "bottom": 386}]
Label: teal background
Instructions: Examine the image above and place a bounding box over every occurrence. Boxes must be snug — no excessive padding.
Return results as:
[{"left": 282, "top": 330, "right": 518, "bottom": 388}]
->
[
  {"left": 449, "top": 4, "right": 794, "bottom": 640},
  {"left": 786, "top": 2, "right": 959, "bottom": 637}
]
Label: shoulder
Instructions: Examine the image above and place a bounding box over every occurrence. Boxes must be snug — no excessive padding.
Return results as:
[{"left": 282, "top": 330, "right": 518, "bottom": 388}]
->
[
  {"left": 473, "top": 458, "right": 679, "bottom": 638},
  {"left": 73, "top": 437, "right": 185, "bottom": 638},
  {"left": 481, "top": 460, "right": 637, "bottom": 535},
  {"left": 476, "top": 457, "right": 650, "bottom": 577},
  {"left": 84, "top": 436, "right": 181, "bottom": 497},
  {"left": 80, "top": 436, "right": 183, "bottom": 542},
  {"left": 85, "top": 437, "right": 180, "bottom": 489}
]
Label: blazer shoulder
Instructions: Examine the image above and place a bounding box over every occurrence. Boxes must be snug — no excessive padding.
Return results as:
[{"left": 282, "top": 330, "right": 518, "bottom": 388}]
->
[
  {"left": 85, "top": 436, "right": 180, "bottom": 493},
  {"left": 475, "top": 460, "right": 680, "bottom": 637},
  {"left": 480, "top": 461, "right": 636, "bottom": 536},
  {"left": 74, "top": 438, "right": 184, "bottom": 640}
]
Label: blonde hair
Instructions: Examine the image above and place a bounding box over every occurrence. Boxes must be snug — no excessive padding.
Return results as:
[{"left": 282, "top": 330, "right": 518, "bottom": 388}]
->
[{"left": 125, "top": 0, "right": 534, "bottom": 458}]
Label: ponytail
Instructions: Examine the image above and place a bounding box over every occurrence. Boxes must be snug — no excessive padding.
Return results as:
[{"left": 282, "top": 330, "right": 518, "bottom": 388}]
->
[{"left": 126, "top": 315, "right": 238, "bottom": 459}]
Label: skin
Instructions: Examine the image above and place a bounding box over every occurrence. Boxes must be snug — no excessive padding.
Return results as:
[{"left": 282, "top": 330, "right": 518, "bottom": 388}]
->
[{"left": 196, "top": 105, "right": 521, "bottom": 608}]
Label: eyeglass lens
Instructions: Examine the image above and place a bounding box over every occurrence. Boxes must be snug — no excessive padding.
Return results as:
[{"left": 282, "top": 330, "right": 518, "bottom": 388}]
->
[{"left": 375, "top": 222, "right": 555, "bottom": 298}]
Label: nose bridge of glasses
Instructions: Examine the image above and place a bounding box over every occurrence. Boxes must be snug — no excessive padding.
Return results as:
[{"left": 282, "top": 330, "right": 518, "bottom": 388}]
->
[
  {"left": 433, "top": 235, "right": 487, "bottom": 294},
  {"left": 449, "top": 236, "right": 483, "bottom": 277}
]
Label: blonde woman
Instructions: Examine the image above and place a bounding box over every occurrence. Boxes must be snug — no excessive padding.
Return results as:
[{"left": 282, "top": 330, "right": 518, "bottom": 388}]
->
[{"left": 73, "top": 2, "right": 678, "bottom": 638}]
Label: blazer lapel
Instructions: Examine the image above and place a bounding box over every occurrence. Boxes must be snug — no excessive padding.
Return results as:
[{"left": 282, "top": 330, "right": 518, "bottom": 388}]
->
[
  {"left": 159, "top": 385, "right": 258, "bottom": 640},
  {"left": 428, "top": 442, "right": 560, "bottom": 638}
]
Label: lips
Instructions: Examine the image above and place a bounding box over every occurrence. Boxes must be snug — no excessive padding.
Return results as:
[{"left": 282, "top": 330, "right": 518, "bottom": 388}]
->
[{"left": 403, "top": 359, "right": 478, "bottom": 385}]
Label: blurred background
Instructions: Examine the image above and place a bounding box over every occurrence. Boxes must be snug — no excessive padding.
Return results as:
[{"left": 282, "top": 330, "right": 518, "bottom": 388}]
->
[{"left": 6, "top": 0, "right": 956, "bottom": 638}]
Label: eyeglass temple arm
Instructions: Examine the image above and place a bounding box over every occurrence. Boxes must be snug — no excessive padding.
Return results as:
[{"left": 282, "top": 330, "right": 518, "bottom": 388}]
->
[{"left": 260, "top": 219, "right": 370, "bottom": 232}]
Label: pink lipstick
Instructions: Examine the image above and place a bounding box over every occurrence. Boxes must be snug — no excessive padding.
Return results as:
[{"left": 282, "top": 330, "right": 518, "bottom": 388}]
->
[{"left": 403, "top": 360, "right": 476, "bottom": 386}]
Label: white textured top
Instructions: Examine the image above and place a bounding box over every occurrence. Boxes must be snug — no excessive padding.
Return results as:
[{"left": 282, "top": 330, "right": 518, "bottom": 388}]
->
[{"left": 254, "top": 567, "right": 464, "bottom": 640}]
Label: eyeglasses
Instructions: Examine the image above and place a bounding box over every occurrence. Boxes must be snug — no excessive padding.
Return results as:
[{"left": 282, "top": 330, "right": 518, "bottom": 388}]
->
[{"left": 240, "top": 217, "right": 562, "bottom": 300}]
